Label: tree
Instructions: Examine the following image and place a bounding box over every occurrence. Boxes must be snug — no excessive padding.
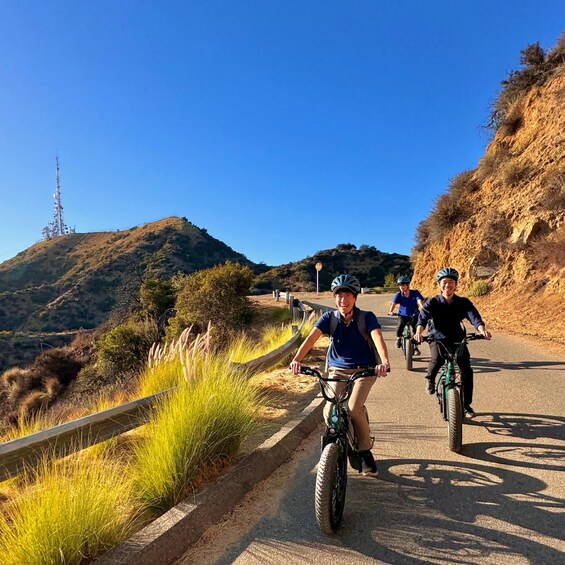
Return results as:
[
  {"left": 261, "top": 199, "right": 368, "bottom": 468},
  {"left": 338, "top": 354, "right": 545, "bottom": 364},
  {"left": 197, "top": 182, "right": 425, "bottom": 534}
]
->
[{"left": 167, "top": 262, "right": 254, "bottom": 340}]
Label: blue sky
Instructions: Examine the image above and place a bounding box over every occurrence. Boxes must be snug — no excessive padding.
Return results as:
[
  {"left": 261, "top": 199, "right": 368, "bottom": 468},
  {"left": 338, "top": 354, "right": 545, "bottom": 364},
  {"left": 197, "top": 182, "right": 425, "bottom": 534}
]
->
[{"left": 1, "top": 1, "right": 563, "bottom": 267}]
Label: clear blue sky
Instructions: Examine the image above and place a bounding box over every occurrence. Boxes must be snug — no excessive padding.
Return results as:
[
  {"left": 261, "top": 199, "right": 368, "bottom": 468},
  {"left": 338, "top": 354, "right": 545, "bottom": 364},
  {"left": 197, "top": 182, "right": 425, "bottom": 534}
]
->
[{"left": 1, "top": 1, "right": 563, "bottom": 267}]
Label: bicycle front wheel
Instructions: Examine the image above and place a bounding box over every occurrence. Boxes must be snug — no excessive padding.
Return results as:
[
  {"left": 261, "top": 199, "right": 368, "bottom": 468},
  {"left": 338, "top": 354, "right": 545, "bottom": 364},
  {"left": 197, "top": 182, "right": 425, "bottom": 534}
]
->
[
  {"left": 405, "top": 337, "right": 413, "bottom": 371},
  {"left": 447, "top": 386, "right": 463, "bottom": 452},
  {"left": 315, "top": 442, "right": 347, "bottom": 534}
]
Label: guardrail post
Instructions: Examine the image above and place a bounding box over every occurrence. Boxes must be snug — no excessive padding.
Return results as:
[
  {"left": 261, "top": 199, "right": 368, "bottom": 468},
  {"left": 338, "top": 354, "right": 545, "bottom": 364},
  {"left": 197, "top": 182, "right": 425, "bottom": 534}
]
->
[{"left": 285, "top": 291, "right": 290, "bottom": 304}]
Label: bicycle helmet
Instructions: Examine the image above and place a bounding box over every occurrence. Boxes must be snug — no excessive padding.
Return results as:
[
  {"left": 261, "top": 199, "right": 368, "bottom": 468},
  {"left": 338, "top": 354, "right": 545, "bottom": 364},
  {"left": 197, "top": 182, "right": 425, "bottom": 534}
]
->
[
  {"left": 397, "top": 275, "right": 410, "bottom": 284},
  {"left": 436, "top": 267, "right": 459, "bottom": 282},
  {"left": 331, "top": 274, "right": 361, "bottom": 296}
]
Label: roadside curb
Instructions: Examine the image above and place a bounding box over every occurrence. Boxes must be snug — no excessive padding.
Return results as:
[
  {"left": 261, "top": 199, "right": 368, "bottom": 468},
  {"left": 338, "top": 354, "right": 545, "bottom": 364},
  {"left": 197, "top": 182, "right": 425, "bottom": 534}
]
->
[{"left": 95, "top": 394, "right": 324, "bottom": 565}]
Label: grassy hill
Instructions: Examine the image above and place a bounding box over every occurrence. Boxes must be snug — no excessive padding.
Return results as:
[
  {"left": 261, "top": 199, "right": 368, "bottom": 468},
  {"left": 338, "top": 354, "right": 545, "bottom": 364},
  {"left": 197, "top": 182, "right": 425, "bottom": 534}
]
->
[
  {"left": 254, "top": 243, "right": 411, "bottom": 292},
  {"left": 0, "top": 216, "right": 254, "bottom": 333}
]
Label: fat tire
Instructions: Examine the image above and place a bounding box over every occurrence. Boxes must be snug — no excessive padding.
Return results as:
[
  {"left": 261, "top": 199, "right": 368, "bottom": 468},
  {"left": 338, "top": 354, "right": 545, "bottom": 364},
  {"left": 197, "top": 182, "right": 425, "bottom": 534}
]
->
[
  {"left": 315, "top": 442, "right": 347, "bottom": 534},
  {"left": 405, "top": 337, "right": 413, "bottom": 371},
  {"left": 447, "top": 386, "right": 463, "bottom": 452}
]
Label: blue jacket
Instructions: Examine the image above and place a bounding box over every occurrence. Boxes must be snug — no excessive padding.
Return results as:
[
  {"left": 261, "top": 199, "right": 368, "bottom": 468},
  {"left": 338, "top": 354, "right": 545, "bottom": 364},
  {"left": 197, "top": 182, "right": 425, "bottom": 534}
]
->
[{"left": 392, "top": 289, "right": 424, "bottom": 317}]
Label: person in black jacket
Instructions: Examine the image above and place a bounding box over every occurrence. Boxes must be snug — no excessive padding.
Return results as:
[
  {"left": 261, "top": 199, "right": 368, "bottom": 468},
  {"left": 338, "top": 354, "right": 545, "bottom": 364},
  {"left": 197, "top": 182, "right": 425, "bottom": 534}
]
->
[{"left": 414, "top": 267, "right": 491, "bottom": 418}]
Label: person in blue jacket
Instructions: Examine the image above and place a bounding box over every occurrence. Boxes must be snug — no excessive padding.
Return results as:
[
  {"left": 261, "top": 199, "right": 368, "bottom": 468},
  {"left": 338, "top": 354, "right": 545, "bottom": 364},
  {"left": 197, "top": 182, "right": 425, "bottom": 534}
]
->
[
  {"left": 290, "top": 274, "right": 390, "bottom": 476},
  {"left": 388, "top": 275, "right": 424, "bottom": 354},
  {"left": 414, "top": 267, "right": 492, "bottom": 418}
]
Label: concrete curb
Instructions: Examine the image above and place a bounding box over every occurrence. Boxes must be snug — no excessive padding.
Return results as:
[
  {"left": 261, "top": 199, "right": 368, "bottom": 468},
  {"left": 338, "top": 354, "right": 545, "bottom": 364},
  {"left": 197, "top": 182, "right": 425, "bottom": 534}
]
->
[{"left": 95, "top": 394, "right": 324, "bottom": 565}]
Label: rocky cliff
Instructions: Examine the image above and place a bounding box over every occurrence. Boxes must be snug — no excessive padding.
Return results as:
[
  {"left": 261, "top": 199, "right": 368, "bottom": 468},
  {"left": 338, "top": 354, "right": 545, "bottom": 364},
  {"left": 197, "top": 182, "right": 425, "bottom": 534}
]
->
[{"left": 412, "top": 41, "right": 565, "bottom": 344}]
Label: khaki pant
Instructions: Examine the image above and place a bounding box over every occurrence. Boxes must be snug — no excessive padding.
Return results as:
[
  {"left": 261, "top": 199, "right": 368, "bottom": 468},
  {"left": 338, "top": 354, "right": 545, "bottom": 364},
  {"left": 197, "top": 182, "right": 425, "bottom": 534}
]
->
[{"left": 323, "top": 367, "right": 376, "bottom": 451}]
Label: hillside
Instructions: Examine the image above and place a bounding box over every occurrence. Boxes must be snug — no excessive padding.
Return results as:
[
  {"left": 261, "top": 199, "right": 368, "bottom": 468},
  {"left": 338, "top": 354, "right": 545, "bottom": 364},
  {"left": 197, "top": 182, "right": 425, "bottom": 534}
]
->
[
  {"left": 411, "top": 39, "right": 565, "bottom": 344},
  {"left": 254, "top": 243, "right": 411, "bottom": 292},
  {"left": 0, "top": 216, "right": 254, "bottom": 333}
]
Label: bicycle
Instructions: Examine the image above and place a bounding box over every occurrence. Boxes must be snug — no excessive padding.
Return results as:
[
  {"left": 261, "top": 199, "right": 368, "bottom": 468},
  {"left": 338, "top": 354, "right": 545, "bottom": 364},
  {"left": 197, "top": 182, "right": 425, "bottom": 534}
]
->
[
  {"left": 297, "top": 365, "right": 376, "bottom": 534},
  {"left": 391, "top": 313, "right": 419, "bottom": 370},
  {"left": 419, "top": 333, "right": 485, "bottom": 452}
]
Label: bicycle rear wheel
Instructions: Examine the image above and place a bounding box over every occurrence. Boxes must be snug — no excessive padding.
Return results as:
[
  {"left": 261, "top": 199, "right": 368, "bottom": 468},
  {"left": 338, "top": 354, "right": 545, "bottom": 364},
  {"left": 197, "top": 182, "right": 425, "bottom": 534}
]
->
[
  {"left": 447, "top": 386, "right": 463, "bottom": 452},
  {"left": 315, "top": 442, "right": 347, "bottom": 534}
]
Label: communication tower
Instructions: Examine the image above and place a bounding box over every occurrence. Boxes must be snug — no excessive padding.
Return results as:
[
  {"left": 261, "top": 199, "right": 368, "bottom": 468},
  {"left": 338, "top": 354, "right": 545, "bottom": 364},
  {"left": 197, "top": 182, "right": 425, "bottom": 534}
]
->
[{"left": 42, "top": 155, "right": 75, "bottom": 240}]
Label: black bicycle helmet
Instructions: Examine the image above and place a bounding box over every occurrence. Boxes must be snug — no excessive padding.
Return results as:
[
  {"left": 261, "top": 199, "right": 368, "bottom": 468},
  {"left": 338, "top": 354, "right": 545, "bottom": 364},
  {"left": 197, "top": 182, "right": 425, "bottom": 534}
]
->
[
  {"left": 436, "top": 267, "right": 459, "bottom": 282},
  {"left": 397, "top": 275, "right": 410, "bottom": 284},
  {"left": 331, "top": 274, "right": 361, "bottom": 295}
]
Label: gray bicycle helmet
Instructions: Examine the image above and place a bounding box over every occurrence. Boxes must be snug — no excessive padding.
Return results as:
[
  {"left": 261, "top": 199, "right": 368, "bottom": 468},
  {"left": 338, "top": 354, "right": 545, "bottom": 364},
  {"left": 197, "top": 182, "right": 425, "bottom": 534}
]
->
[
  {"left": 436, "top": 267, "right": 459, "bottom": 282},
  {"left": 331, "top": 274, "right": 361, "bottom": 295},
  {"left": 397, "top": 275, "right": 410, "bottom": 284}
]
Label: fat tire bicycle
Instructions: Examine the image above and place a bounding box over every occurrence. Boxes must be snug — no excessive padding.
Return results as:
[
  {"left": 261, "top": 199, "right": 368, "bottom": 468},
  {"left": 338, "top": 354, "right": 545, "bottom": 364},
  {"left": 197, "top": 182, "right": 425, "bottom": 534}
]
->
[
  {"left": 420, "top": 333, "right": 485, "bottom": 452},
  {"left": 391, "top": 313, "right": 418, "bottom": 370},
  {"left": 297, "top": 365, "right": 376, "bottom": 534}
]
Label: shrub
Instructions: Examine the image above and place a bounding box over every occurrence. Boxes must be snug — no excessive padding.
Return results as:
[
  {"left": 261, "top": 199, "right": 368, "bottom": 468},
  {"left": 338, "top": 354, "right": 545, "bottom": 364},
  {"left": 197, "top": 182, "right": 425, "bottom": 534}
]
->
[
  {"left": 132, "top": 349, "right": 257, "bottom": 511},
  {"left": 468, "top": 281, "right": 490, "bottom": 297},
  {"left": 0, "top": 449, "right": 135, "bottom": 565},
  {"left": 33, "top": 347, "right": 82, "bottom": 388},
  {"left": 428, "top": 192, "right": 469, "bottom": 241},
  {"left": 500, "top": 159, "right": 531, "bottom": 187},
  {"left": 384, "top": 273, "right": 398, "bottom": 288},
  {"left": 167, "top": 262, "right": 254, "bottom": 341},
  {"left": 413, "top": 219, "right": 432, "bottom": 254},
  {"left": 499, "top": 99, "right": 525, "bottom": 136},
  {"left": 140, "top": 278, "right": 175, "bottom": 319},
  {"left": 448, "top": 170, "right": 480, "bottom": 198},
  {"left": 96, "top": 318, "right": 159, "bottom": 377},
  {"left": 542, "top": 170, "right": 565, "bottom": 211}
]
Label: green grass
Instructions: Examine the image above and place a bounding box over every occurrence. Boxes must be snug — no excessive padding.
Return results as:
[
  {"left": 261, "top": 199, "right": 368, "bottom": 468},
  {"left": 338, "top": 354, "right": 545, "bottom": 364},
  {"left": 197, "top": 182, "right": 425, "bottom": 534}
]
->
[
  {"left": 0, "top": 447, "right": 135, "bottom": 565},
  {"left": 228, "top": 324, "right": 294, "bottom": 364},
  {"left": 131, "top": 354, "right": 257, "bottom": 512},
  {"left": 468, "top": 280, "right": 490, "bottom": 297}
]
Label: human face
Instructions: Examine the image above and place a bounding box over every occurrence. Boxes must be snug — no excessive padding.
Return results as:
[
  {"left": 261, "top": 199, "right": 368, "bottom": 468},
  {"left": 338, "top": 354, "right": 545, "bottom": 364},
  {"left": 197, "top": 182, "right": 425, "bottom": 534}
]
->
[
  {"left": 399, "top": 283, "right": 409, "bottom": 293},
  {"left": 439, "top": 277, "right": 457, "bottom": 299},
  {"left": 334, "top": 290, "right": 356, "bottom": 317}
]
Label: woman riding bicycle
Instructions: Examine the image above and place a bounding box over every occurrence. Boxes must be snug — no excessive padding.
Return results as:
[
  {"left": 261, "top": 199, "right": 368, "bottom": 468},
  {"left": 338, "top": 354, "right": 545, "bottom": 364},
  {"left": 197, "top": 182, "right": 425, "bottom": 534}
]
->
[
  {"left": 413, "top": 267, "right": 492, "bottom": 418},
  {"left": 388, "top": 275, "right": 424, "bottom": 354},
  {"left": 290, "top": 274, "right": 390, "bottom": 475}
]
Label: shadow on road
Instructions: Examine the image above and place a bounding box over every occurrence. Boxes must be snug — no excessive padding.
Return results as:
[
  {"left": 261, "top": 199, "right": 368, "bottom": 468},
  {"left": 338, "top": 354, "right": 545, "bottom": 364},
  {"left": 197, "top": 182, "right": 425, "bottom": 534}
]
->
[{"left": 465, "top": 412, "right": 565, "bottom": 441}]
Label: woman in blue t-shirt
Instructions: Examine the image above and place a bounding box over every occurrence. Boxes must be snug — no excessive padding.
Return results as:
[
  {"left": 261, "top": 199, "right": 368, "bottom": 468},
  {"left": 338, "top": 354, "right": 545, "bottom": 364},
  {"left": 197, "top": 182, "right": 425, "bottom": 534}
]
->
[{"left": 290, "top": 274, "right": 390, "bottom": 476}]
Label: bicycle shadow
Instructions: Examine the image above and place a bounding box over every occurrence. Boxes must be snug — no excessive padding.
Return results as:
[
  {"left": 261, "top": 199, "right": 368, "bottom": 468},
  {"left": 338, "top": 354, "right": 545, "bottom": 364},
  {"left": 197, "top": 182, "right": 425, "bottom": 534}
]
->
[
  {"left": 462, "top": 441, "right": 565, "bottom": 471},
  {"left": 465, "top": 412, "right": 565, "bottom": 441},
  {"left": 342, "top": 457, "right": 565, "bottom": 564}
]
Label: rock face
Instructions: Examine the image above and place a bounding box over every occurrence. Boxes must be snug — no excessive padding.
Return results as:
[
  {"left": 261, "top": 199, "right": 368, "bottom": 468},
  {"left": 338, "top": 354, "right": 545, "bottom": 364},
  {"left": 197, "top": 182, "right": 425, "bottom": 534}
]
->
[{"left": 411, "top": 58, "right": 565, "bottom": 344}]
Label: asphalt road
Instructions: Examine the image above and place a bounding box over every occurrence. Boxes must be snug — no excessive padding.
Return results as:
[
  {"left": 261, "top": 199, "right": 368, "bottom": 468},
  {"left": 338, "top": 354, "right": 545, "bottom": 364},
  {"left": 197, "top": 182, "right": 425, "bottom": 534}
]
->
[{"left": 177, "top": 294, "right": 565, "bottom": 565}]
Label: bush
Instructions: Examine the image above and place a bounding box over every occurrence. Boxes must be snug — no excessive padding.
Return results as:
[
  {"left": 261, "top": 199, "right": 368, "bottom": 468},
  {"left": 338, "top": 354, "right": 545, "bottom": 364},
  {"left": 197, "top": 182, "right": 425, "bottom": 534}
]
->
[
  {"left": 468, "top": 281, "right": 490, "bottom": 297},
  {"left": 448, "top": 170, "right": 480, "bottom": 198},
  {"left": 500, "top": 159, "right": 531, "bottom": 187},
  {"left": 384, "top": 273, "right": 398, "bottom": 288},
  {"left": 167, "top": 262, "right": 254, "bottom": 341},
  {"left": 428, "top": 192, "right": 469, "bottom": 240},
  {"left": 542, "top": 170, "right": 565, "bottom": 211},
  {"left": 96, "top": 318, "right": 159, "bottom": 376}
]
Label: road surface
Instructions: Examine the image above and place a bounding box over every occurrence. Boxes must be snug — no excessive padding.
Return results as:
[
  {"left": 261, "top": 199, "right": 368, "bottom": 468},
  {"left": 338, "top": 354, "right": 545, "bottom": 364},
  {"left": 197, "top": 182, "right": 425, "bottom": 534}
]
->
[{"left": 177, "top": 294, "right": 565, "bottom": 565}]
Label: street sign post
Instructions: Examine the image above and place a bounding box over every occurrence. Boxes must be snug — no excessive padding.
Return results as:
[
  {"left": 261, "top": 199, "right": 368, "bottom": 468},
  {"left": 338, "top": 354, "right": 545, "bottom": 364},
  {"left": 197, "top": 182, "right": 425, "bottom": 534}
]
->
[{"left": 315, "top": 262, "right": 323, "bottom": 294}]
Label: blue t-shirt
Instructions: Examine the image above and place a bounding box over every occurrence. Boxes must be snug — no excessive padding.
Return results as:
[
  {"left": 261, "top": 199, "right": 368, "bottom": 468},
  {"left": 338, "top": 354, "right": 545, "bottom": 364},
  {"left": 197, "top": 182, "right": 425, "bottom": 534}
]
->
[
  {"left": 392, "top": 289, "right": 424, "bottom": 317},
  {"left": 315, "top": 307, "right": 381, "bottom": 369}
]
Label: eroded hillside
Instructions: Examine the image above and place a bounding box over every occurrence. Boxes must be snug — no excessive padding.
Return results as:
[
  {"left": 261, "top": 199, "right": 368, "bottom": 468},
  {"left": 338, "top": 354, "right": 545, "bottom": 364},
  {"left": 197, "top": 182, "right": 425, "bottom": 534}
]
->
[{"left": 412, "top": 41, "right": 565, "bottom": 344}]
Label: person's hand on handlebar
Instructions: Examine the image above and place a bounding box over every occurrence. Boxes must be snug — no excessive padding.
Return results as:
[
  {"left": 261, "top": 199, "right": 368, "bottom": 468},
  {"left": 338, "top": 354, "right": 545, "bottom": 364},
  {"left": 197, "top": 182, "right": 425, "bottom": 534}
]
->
[
  {"left": 289, "top": 359, "right": 302, "bottom": 375},
  {"left": 478, "top": 325, "right": 492, "bottom": 340},
  {"left": 375, "top": 362, "right": 390, "bottom": 377},
  {"left": 413, "top": 329, "right": 424, "bottom": 344}
]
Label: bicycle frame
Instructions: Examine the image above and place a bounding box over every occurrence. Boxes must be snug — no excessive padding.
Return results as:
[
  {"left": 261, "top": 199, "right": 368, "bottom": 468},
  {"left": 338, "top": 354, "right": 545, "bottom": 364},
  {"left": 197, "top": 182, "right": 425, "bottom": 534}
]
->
[{"left": 300, "top": 366, "right": 375, "bottom": 468}]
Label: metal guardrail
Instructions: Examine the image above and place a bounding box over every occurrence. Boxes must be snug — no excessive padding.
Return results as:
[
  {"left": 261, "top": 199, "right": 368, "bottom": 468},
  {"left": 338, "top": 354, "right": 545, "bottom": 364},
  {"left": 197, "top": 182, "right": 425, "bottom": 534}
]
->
[{"left": 0, "top": 301, "right": 309, "bottom": 482}]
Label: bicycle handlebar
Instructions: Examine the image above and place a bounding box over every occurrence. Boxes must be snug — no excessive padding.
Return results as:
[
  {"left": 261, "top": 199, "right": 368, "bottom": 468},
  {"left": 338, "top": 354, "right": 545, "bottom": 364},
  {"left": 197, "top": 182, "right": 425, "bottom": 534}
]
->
[
  {"left": 417, "top": 333, "right": 486, "bottom": 344},
  {"left": 297, "top": 365, "right": 378, "bottom": 381}
]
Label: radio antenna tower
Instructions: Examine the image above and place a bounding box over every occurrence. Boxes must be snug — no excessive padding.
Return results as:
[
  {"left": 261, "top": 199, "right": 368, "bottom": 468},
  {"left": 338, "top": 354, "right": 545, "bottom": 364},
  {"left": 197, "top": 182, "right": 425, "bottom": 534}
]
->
[{"left": 42, "top": 154, "right": 74, "bottom": 240}]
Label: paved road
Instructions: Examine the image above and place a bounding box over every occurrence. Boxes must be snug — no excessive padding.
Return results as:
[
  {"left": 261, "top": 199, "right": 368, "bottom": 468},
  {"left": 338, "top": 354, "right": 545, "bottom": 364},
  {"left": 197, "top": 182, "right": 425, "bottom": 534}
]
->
[{"left": 178, "top": 294, "right": 565, "bottom": 565}]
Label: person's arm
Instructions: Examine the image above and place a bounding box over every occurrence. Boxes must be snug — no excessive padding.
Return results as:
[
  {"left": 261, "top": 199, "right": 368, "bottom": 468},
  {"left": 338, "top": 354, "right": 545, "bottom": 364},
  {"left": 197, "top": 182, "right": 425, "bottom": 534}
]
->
[
  {"left": 388, "top": 292, "right": 400, "bottom": 315},
  {"left": 371, "top": 328, "right": 390, "bottom": 377},
  {"left": 290, "top": 327, "right": 322, "bottom": 374},
  {"left": 414, "top": 298, "right": 431, "bottom": 342},
  {"left": 465, "top": 299, "right": 492, "bottom": 340}
]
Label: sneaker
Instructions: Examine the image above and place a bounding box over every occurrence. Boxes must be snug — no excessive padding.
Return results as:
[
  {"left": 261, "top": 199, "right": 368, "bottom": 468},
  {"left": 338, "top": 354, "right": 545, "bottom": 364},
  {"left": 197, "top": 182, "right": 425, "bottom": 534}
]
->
[
  {"left": 414, "top": 347, "right": 421, "bottom": 356},
  {"left": 359, "top": 450, "right": 378, "bottom": 476},
  {"left": 464, "top": 406, "right": 476, "bottom": 419},
  {"left": 395, "top": 338, "right": 402, "bottom": 348},
  {"left": 425, "top": 379, "right": 435, "bottom": 395}
]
